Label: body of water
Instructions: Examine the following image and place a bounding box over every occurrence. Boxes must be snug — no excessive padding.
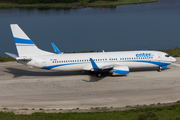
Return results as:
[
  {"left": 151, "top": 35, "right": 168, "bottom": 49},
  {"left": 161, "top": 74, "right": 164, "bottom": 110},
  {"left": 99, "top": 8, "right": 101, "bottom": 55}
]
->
[{"left": 0, "top": 0, "right": 180, "bottom": 56}]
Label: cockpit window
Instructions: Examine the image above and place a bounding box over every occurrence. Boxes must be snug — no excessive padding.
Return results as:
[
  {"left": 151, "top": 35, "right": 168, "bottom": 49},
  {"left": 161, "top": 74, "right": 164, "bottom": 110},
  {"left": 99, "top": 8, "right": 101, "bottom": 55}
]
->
[{"left": 165, "top": 54, "right": 170, "bottom": 57}]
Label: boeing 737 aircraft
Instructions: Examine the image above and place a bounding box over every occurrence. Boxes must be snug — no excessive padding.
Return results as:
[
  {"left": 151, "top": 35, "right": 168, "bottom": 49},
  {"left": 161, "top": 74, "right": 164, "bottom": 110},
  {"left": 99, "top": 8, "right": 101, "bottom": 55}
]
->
[{"left": 5, "top": 24, "right": 177, "bottom": 77}]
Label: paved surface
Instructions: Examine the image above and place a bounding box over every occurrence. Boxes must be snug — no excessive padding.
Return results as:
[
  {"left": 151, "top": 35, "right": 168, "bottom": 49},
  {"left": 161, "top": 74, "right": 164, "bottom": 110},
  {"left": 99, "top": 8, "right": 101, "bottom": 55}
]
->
[{"left": 0, "top": 58, "right": 180, "bottom": 110}]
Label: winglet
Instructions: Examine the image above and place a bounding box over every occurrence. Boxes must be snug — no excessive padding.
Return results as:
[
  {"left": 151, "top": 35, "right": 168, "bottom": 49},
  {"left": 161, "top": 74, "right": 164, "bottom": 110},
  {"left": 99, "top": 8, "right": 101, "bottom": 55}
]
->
[
  {"left": 90, "top": 58, "right": 99, "bottom": 70},
  {"left": 51, "top": 42, "right": 61, "bottom": 54}
]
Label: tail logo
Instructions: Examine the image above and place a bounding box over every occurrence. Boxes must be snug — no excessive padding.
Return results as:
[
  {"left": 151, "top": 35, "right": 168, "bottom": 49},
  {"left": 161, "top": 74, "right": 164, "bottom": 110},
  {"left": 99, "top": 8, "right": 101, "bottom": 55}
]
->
[{"left": 14, "top": 37, "right": 34, "bottom": 44}]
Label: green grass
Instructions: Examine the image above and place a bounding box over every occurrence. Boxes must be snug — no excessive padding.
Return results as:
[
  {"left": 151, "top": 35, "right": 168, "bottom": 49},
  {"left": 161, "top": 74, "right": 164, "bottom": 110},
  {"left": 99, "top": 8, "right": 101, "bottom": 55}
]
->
[
  {"left": 0, "top": 56, "right": 16, "bottom": 62},
  {"left": 39, "top": 108, "right": 43, "bottom": 110},
  {"left": 1, "top": 104, "right": 180, "bottom": 119},
  {"left": 0, "top": 0, "right": 157, "bottom": 8},
  {"left": 88, "top": 0, "right": 157, "bottom": 7},
  {"left": 160, "top": 47, "right": 180, "bottom": 57}
]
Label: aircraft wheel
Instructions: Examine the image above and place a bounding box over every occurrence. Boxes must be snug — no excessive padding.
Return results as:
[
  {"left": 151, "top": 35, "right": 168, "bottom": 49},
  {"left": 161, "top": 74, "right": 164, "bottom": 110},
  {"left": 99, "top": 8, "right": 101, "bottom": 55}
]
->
[
  {"left": 96, "top": 72, "right": 102, "bottom": 77},
  {"left": 157, "top": 67, "right": 162, "bottom": 72}
]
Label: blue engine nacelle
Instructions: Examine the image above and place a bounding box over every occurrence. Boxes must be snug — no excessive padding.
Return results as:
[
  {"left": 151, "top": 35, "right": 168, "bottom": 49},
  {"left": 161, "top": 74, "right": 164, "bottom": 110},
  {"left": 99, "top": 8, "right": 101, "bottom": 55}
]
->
[{"left": 113, "top": 66, "right": 129, "bottom": 75}]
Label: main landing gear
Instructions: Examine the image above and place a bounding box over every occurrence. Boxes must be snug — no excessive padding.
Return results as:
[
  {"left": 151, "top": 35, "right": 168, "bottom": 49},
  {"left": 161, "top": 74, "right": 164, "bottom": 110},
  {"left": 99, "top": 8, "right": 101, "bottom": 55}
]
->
[
  {"left": 89, "top": 71, "right": 102, "bottom": 77},
  {"left": 96, "top": 72, "right": 102, "bottom": 77}
]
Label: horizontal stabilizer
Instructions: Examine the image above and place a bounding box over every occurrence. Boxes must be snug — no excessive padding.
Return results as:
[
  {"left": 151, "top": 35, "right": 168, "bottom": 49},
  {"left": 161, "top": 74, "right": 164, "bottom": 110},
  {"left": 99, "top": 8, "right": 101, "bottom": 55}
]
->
[
  {"left": 16, "top": 57, "right": 32, "bottom": 61},
  {"left": 5, "top": 52, "right": 31, "bottom": 61},
  {"left": 5, "top": 52, "right": 18, "bottom": 59},
  {"left": 51, "top": 42, "right": 61, "bottom": 54}
]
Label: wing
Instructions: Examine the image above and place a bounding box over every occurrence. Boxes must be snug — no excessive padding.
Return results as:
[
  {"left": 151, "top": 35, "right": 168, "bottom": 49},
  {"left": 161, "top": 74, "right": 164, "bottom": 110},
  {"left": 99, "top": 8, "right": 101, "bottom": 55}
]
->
[{"left": 84, "top": 58, "right": 129, "bottom": 75}]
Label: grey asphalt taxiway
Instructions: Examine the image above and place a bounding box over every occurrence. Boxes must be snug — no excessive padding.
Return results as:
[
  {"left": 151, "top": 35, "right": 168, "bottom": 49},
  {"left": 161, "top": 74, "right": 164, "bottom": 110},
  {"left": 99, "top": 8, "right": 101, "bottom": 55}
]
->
[{"left": 0, "top": 58, "right": 180, "bottom": 110}]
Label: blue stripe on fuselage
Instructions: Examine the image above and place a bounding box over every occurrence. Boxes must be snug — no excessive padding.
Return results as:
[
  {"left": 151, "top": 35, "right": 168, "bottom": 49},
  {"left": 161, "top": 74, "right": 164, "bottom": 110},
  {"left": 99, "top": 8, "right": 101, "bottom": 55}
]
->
[
  {"left": 42, "top": 62, "right": 85, "bottom": 70},
  {"left": 14, "top": 37, "right": 34, "bottom": 44},
  {"left": 130, "top": 60, "right": 170, "bottom": 66},
  {"left": 41, "top": 60, "right": 170, "bottom": 70}
]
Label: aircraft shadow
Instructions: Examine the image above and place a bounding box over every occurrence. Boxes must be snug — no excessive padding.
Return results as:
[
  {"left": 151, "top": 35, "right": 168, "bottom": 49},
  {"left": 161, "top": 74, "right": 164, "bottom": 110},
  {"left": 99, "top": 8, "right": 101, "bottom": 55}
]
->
[
  {"left": 4, "top": 67, "right": 89, "bottom": 78},
  {"left": 4, "top": 67, "right": 169, "bottom": 82},
  {"left": 83, "top": 73, "right": 109, "bottom": 82},
  {"left": 130, "top": 67, "right": 170, "bottom": 72},
  {"left": 4, "top": 67, "right": 108, "bottom": 82}
]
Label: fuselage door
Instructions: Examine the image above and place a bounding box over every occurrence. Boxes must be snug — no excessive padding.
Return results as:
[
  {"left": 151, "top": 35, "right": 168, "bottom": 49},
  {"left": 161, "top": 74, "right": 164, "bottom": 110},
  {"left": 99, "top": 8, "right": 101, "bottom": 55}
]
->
[
  {"left": 158, "top": 53, "right": 161, "bottom": 61},
  {"left": 42, "top": 58, "right": 47, "bottom": 67}
]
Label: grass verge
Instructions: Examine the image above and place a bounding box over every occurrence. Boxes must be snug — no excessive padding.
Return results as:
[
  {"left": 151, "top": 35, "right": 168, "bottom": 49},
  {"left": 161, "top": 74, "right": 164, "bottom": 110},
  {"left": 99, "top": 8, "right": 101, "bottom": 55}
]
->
[
  {"left": 0, "top": 56, "right": 16, "bottom": 62},
  {"left": 1, "top": 103, "right": 180, "bottom": 119},
  {"left": 160, "top": 47, "right": 180, "bottom": 57},
  {"left": 0, "top": 0, "right": 158, "bottom": 9}
]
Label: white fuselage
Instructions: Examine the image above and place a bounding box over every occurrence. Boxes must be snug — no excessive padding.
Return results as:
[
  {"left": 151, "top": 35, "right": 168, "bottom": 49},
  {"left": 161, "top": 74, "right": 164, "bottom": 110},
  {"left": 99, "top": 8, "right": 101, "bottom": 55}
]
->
[{"left": 19, "top": 50, "right": 176, "bottom": 71}]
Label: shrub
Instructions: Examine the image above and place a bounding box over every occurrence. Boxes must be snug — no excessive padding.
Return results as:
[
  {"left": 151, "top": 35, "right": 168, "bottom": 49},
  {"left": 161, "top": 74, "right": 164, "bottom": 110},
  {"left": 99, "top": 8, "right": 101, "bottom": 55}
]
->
[{"left": 138, "top": 112, "right": 158, "bottom": 120}]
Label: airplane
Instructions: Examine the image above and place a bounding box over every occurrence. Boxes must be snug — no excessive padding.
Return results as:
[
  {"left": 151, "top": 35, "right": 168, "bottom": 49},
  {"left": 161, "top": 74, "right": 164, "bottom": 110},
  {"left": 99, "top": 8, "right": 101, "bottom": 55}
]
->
[{"left": 5, "top": 24, "right": 177, "bottom": 77}]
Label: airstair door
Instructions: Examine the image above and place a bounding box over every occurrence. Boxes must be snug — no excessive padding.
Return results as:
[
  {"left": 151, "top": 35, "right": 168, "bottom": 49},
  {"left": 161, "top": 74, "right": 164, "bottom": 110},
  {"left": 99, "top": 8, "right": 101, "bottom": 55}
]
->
[
  {"left": 42, "top": 59, "right": 47, "bottom": 67},
  {"left": 158, "top": 53, "right": 161, "bottom": 62}
]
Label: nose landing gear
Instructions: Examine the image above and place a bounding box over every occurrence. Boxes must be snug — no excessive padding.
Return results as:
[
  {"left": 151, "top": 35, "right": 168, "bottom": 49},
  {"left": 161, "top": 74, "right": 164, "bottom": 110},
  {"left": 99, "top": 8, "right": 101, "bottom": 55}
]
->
[{"left": 157, "top": 67, "right": 162, "bottom": 72}]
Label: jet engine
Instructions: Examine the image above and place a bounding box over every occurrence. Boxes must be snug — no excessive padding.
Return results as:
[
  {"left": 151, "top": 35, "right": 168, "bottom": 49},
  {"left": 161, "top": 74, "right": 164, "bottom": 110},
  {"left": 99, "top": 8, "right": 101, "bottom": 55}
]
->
[{"left": 112, "top": 66, "right": 129, "bottom": 75}]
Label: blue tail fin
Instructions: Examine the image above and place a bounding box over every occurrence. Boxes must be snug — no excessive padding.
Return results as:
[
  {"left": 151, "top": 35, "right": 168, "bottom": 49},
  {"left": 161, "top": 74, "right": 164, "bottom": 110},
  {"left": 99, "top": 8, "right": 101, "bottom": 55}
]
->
[{"left": 10, "top": 24, "right": 53, "bottom": 57}]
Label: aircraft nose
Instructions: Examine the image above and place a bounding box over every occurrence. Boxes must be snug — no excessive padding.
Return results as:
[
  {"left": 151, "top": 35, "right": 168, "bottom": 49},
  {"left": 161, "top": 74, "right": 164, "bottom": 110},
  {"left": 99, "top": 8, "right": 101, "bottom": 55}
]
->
[{"left": 171, "top": 57, "right": 176, "bottom": 62}]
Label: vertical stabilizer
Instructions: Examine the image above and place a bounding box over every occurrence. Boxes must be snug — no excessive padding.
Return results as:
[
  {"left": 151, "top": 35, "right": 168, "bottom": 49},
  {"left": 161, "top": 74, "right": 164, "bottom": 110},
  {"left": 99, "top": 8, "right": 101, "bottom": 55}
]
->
[{"left": 10, "top": 24, "right": 53, "bottom": 57}]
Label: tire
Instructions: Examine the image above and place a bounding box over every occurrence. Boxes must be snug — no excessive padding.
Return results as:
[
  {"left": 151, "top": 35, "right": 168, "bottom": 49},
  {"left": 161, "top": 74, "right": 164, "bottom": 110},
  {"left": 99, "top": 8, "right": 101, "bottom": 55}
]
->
[
  {"left": 96, "top": 72, "right": 102, "bottom": 77},
  {"left": 157, "top": 67, "right": 162, "bottom": 72}
]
